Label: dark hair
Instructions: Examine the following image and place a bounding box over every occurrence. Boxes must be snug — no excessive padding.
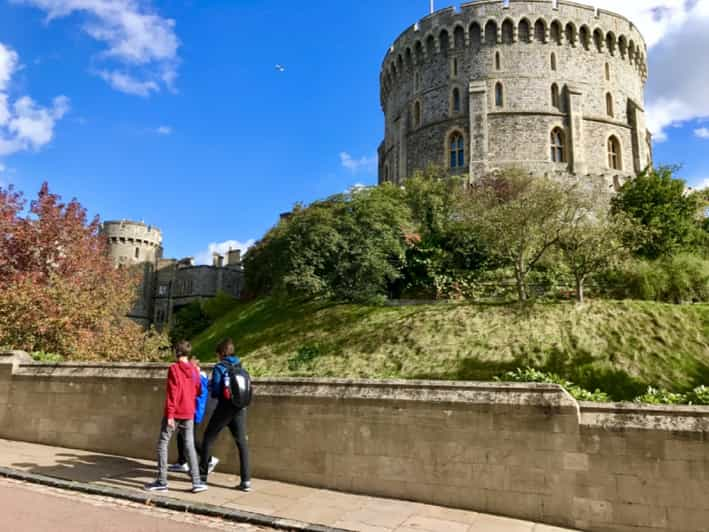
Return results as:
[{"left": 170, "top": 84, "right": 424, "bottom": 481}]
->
[
  {"left": 216, "top": 337, "right": 234, "bottom": 356},
  {"left": 175, "top": 340, "right": 192, "bottom": 358}
]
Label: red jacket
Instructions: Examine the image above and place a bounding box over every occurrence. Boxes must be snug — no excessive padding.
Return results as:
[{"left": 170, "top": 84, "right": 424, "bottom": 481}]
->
[{"left": 164, "top": 361, "right": 201, "bottom": 420}]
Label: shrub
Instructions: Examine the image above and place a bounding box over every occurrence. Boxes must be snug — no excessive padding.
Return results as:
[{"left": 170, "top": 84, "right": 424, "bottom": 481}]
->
[
  {"left": 496, "top": 368, "right": 611, "bottom": 402},
  {"left": 598, "top": 254, "right": 709, "bottom": 303}
]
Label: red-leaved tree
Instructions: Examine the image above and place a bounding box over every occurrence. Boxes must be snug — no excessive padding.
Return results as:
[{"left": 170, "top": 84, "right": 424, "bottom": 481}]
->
[{"left": 0, "top": 183, "right": 168, "bottom": 360}]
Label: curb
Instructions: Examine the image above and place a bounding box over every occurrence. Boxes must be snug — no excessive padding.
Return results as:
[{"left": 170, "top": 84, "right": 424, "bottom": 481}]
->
[{"left": 0, "top": 466, "right": 350, "bottom": 532}]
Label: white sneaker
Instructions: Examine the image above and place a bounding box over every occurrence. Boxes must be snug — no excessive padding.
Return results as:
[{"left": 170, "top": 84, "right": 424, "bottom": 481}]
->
[
  {"left": 168, "top": 463, "right": 189, "bottom": 473},
  {"left": 191, "top": 483, "right": 209, "bottom": 494},
  {"left": 207, "top": 456, "right": 219, "bottom": 474}
]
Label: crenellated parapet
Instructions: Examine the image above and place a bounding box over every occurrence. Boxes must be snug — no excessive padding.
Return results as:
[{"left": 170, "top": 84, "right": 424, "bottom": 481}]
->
[
  {"left": 378, "top": 0, "right": 652, "bottom": 185},
  {"left": 380, "top": 0, "right": 647, "bottom": 106}
]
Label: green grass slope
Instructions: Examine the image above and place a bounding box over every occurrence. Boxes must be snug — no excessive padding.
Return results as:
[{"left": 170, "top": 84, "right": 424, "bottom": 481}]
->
[{"left": 191, "top": 298, "right": 709, "bottom": 400}]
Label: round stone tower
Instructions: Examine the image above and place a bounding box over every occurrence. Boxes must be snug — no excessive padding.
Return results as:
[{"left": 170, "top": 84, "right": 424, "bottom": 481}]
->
[
  {"left": 100, "top": 220, "right": 163, "bottom": 326},
  {"left": 378, "top": 0, "right": 652, "bottom": 185}
]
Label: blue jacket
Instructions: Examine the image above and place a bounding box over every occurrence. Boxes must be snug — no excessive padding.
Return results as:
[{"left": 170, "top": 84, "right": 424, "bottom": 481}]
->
[
  {"left": 209, "top": 355, "right": 241, "bottom": 401},
  {"left": 194, "top": 372, "right": 209, "bottom": 424}
]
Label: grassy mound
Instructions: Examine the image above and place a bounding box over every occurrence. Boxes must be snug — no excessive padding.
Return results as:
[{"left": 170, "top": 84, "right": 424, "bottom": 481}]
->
[{"left": 191, "top": 298, "right": 709, "bottom": 400}]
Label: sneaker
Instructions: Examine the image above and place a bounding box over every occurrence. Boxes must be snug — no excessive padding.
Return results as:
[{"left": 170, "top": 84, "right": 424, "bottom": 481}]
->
[
  {"left": 144, "top": 481, "right": 168, "bottom": 492},
  {"left": 191, "top": 483, "right": 209, "bottom": 494},
  {"left": 168, "top": 462, "right": 189, "bottom": 473},
  {"left": 236, "top": 481, "right": 252, "bottom": 492},
  {"left": 207, "top": 456, "right": 219, "bottom": 474}
]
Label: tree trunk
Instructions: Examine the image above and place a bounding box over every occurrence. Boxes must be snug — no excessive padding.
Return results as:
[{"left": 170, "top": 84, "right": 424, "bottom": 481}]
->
[
  {"left": 515, "top": 265, "right": 527, "bottom": 302},
  {"left": 575, "top": 275, "right": 585, "bottom": 304}
]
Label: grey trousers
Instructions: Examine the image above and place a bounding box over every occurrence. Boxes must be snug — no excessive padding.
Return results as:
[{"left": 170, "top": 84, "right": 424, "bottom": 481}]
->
[{"left": 156, "top": 417, "right": 200, "bottom": 485}]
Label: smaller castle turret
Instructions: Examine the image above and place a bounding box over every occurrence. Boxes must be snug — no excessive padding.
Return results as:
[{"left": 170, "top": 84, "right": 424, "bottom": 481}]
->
[{"left": 101, "top": 220, "right": 163, "bottom": 326}]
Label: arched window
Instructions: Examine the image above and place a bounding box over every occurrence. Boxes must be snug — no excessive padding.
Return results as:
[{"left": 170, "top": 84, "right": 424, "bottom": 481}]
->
[
  {"left": 605, "top": 63, "right": 610, "bottom": 81},
  {"left": 606, "top": 93, "right": 614, "bottom": 117},
  {"left": 134, "top": 247, "right": 140, "bottom": 259},
  {"left": 495, "top": 51, "right": 501, "bottom": 70},
  {"left": 534, "top": 20, "right": 546, "bottom": 42},
  {"left": 449, "top": 132, "right": 465, "bottom": 169},
  {"left": 551, "top": 128, "right": 565, "bottom": 163},
  {"left": 518, "top": 19, "right": 530, "bottom": 42},
  {"left": 414, "top": 100, "right": 422, "bottom": 127},
  {"left": 551, "top": 83, "right": 560, "bottom": 109},
  {"left": 452, "top": 88, "right": 461, "bottom": 113},
  {"left": 551, "top": 53, "right": 557, "bottom": 71},
  {"left": 502, "top": 20, "right": 514, "bottom": 44},
  {"left": 470, "top": 23, "right": 482, "bottom": 49},
  {"left": 579, "top": 26, "right": 590, "bottom": 50},
  {"left": 608, "top": 136, "right": 621, "bottom": 169},
  {"left": 565, "top": 24, "right": 576, "bottom": 46},
  {"left": 485, "top": 21, "right": 497, "bottom": 46},
  {"left": 593, "top": 30, "right": 603, "bottom": 53},
  {"left": 495, "top": 83, "right": 504, "bottom": 107},
  {"left": 550, "top": 21, "right": 561, "bottom": 45}
]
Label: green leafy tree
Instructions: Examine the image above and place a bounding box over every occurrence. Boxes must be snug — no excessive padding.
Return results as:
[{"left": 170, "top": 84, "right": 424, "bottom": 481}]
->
[
  {"left": 556, "top": 185, "right": 636, "bottom": 304},
  {"left": 244, "top": 184, "right": 412, "bottom": 302},
  {"left": 611, "top": 166, "right": 703, "bottom": 259},
  {"left": 169, "top": 301, "right": 211, "bottom": 344},
  {"left": 461, "top": 171, "right": 578, "bottom": 302}
]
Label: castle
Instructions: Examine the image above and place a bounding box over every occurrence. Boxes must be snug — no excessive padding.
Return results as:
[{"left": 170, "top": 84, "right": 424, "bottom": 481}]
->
[
  {"left": 378, "top": 0, "right": 652, "bottom": 185},
  {"left": 100, "top": 220, "right": 243, "bottom": 329}
]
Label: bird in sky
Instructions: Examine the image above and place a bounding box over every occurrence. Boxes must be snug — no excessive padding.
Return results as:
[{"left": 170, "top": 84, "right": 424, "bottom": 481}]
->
[{"left": 275, "top": 64, "right": 285, "bottom": 72}]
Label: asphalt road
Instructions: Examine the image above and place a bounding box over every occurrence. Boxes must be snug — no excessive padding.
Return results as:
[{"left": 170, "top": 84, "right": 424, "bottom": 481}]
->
[{"left": 0, "top": 477, "right": 267, "bottom": 532}]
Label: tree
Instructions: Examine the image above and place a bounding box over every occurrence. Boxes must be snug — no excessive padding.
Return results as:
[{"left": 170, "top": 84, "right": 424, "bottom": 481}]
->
[
  {"left": 556, "top": 187, "right": 635, "bottom": 303},
  {"left": 244, "top": 184, "right": 412, "bottom": 302},
  {"left": 0, "top": 183, "right": 168, "bottom": 360},
  {"left": 461, "top": 171, "right": 579, "bottom": 302},
  {"left": 611, "top": 166, "right": 703, "bottom": 259}
]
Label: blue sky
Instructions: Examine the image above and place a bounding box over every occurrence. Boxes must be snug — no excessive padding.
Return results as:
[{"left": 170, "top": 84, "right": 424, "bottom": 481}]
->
[{"left": 0, "top": 0, "right": 708, "bottom": 262}]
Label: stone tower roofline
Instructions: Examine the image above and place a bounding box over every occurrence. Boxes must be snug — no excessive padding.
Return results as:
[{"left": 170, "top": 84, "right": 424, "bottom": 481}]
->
[
  {"left": 100, "top": 219, "right": 163, "bottom": 248},
  {"left": 380, "top": 0, "right": 648, "bottom": 107}
]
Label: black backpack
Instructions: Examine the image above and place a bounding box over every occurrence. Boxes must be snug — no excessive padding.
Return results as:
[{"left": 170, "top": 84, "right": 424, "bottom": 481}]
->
[{"left": 222, "top": 360, "right": 253, "bottom": 408}]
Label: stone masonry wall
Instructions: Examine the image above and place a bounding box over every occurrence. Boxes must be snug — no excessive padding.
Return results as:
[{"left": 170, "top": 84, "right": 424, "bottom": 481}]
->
[
  {"left": 379, "top": 0, "right": 652, "bottom": 184},
  {"left": 0, "top": 352, "right": 707, "bottom": 531}
]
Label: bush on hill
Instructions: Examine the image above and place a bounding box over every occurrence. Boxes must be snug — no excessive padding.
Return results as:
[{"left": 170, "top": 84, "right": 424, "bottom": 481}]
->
[{"left": 244, "top": 166, "right": 708, "bottom": 305}]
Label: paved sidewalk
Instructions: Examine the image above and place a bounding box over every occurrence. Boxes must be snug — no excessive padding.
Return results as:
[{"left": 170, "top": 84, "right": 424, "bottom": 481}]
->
[{"left": 0, "top": 439, "right": 577, "bottom": 532}]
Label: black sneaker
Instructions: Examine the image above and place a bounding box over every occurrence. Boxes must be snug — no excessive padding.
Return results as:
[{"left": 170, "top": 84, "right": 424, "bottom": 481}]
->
[
  {"left": 236, "top": 481, "right": 252, "bottom": 492},
  {"left": 144, "top": 481, "right": 168, "bottom": 492}
]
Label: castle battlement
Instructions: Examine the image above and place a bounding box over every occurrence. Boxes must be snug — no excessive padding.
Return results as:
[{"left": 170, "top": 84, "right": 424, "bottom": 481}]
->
[{"left": 378, "top": 0, "right": 652, "bottom": 185}]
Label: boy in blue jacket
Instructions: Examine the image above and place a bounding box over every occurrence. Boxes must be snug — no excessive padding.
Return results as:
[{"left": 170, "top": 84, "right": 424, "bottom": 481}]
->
[
  {"left": 199, "top": 337, "right": 251, "bottom": 491},
  {"left": 168, "top": 355, "right": 219, "bottom": 474}
]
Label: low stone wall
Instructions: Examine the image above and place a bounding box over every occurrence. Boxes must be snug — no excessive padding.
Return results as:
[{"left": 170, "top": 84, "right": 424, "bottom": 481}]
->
[{"left": 0, "top": 351, "right": 707, "bottom": 531}]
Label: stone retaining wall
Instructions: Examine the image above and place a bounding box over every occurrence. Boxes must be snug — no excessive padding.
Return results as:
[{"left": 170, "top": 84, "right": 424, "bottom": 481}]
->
[{"left": 0, "top": 352, "right": 707, "bottom": 531}]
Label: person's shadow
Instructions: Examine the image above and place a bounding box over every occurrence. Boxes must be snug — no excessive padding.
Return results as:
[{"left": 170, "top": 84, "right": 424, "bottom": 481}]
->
[
  {"left": 13, "top": 453, "right": 157, "bottom": 489},
  {"left": 12, "top": 452, "right": 236, "bottom": 491}
]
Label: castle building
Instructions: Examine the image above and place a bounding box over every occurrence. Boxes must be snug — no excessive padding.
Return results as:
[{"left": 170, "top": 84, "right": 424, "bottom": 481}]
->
[
  {"left": 100, "top": 220, "right": 243, "bottom": 329},
  {"left": 378, "top": 0, "right": 652, "bottom": 185}
]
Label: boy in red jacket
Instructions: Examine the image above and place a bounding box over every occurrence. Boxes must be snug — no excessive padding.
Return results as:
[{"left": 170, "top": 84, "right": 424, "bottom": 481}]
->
[{"left": 145, "top": 340, "right": 208, "bottom": 494}]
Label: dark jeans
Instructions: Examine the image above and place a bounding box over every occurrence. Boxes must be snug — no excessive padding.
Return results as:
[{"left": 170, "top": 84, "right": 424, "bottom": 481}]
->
[
  {"left": 199, "top": 401, "right": 250, "bottom": 482},
  {"left": 177, "top": 426, "right": 201, "bottom": 465}
]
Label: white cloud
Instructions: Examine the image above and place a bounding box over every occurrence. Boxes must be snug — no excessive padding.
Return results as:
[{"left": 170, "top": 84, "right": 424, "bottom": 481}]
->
[
  {"left": 194, "top": 239, "right": 255, "bottom": 266},
  {"left": 588, "top": 1, "right": 709, "bottom": 141},
  {"left": 13, "top": 0, "right": 179, "bottom": 96},
  {"left": 340, "top": 152, "right": 377, "bottom": 174},
  {"left": 98, "top": 70, "right": 159, "bottom": 97},
  {"left": 692, "top": 177, "right": 709, "bottom": 190},
  {"left": 155, "top": 125, "right": 172, "bottom": 135},
  {"left": 0, "top": 43, "right": 69, "bottom": 157},
  {"left": 695, "top": 127, "right": 709, "bottom": 139}
]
